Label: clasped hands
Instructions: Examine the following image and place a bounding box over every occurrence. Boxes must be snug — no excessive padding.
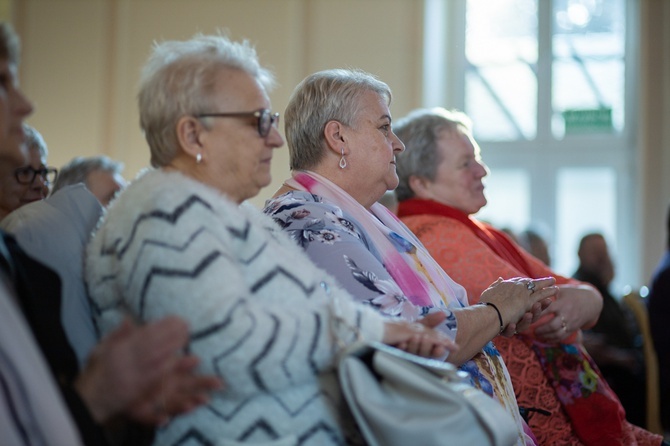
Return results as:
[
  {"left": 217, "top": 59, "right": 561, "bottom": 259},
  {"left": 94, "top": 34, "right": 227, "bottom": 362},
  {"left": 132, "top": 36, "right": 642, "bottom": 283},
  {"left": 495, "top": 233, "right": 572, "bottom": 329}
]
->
[
  {"left": 481, "top": 276, "right": 558, "bottom": 337},
  {"left": 380, "top": 277, "right": 557, "bottom": 359}
]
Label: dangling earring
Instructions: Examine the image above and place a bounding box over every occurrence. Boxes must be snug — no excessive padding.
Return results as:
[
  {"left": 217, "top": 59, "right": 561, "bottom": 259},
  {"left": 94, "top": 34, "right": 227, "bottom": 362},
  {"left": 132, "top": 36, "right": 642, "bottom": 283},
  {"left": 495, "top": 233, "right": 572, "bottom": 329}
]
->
[
  {"left": 339, "top": 148, "right": 347, "bottom": 169},
  {"left": 196, "top": 153, "right": 202, "bottom": 164}
]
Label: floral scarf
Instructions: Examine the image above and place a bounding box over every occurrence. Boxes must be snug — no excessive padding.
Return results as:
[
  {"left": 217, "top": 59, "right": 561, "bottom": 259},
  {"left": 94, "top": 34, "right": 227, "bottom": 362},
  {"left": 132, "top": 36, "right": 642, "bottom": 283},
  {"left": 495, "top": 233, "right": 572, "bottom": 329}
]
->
[{"left": 286, "top": 171, "right": 468, "bottom": 310}]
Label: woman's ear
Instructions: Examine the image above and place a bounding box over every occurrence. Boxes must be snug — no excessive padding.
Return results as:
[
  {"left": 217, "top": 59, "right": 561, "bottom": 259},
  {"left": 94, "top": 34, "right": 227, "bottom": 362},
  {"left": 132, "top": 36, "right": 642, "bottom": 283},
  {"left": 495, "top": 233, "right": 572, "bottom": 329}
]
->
[
  {"left": 176, "top": 115, "right": 203, "bottom": 159},
  {"left": 408, "top": 175, "right": 434, "bottom": 200},
  {"left": 323, "top": 120, "right": 346, "bottom": 156}
]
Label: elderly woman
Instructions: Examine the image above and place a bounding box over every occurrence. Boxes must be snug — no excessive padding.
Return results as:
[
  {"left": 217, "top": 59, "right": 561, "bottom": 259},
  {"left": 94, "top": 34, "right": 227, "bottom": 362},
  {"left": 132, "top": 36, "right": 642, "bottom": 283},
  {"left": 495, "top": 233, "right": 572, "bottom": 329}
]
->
[
  {"left": 85, "top": 36, "right": 454, "bottom": 446},
  {"left": 264, "top": 69, "right": 560, "bottom": 446},
  {"left": 53, "top": 155, "right": 127, "bottom": 207},
  {"left": 393, "top": 107, "right": 663, "bottom": 446},
  {"left": 0, "top": 124, "right": 56, "bottom": 219}
]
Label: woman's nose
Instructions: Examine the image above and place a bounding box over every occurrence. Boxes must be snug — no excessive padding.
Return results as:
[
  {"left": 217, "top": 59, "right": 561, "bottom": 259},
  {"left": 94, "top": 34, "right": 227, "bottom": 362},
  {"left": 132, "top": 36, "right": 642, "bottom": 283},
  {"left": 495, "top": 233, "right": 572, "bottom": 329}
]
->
[
  {"left": 476, "top": 161, "right": 489, "bottom": 178},
  {"left": 266, "top": 126, "right": 285, "bottom": 149},
  {"left": 393, "top": 132, "right": 405, "bottom": 153},
  {"left": 33, "top": 176, "right": 46, "bottom": 189}
]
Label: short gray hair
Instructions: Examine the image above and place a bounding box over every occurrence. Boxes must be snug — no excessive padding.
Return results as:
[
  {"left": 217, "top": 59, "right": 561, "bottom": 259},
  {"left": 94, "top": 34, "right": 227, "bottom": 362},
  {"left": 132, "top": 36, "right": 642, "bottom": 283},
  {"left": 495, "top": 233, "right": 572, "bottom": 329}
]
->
[
  {"left": 394, "top": 107, "right": 472, "bottom": 202},
  {"left": 138, "top": 33, "right": 275, "bottom": 167},
  {"left": 52, "top": 155, "right": 124, "bottom": 194},
  {"left": 285, "top": 69, "right": 391, "bottom": 170},
  {"left": 23, "top": 124, "right": 48, "bottom": 158}
]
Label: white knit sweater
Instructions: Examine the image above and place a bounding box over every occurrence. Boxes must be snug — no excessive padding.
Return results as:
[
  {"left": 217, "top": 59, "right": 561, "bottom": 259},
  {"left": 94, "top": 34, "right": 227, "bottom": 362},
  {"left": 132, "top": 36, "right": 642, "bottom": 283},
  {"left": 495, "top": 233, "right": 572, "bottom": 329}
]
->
[{"left": 85, "top": 169, "right": 385, "bottom": 446}]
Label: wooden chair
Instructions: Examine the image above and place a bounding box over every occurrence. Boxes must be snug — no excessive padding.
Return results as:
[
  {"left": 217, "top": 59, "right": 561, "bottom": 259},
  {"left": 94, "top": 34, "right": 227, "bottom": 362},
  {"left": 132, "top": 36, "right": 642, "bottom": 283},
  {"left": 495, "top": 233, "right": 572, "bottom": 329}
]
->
[{"left": 622, "top": 290, "right": 663, "bottom": 434}]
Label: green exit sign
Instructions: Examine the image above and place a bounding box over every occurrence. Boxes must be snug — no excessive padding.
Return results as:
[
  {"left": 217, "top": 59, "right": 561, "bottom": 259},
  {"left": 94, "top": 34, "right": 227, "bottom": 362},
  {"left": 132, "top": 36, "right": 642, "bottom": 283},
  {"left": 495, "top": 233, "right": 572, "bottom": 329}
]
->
[{"left": 562, "top": 108, "right": 613, "bottom": 134}]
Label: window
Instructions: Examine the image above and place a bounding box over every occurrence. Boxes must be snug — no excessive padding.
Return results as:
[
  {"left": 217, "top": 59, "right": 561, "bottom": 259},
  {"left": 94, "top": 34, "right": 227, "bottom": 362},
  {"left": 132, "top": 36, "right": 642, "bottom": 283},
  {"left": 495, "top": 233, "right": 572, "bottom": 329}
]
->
[
  {"left": 424, "top": 0, "right": 639, "bottom": 291},
  {"left": 555, "top": 167, "right": 617, "bottom": 276},
  {"left": 465, "top": 0, "right": 538, "bottom": 140},
  {"left": 476, "top": 169, "right": 530, "bottom": 232},
  {"left": 552, "top": 0, "right": 626, "bottom": 137}
]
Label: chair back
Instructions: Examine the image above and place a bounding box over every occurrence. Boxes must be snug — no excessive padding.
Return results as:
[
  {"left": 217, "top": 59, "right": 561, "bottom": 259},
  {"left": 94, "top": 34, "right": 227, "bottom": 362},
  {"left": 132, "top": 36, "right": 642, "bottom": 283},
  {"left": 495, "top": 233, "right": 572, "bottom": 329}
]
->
[{"left": 622, "top": 290, "right": 663, "bottom": 434}]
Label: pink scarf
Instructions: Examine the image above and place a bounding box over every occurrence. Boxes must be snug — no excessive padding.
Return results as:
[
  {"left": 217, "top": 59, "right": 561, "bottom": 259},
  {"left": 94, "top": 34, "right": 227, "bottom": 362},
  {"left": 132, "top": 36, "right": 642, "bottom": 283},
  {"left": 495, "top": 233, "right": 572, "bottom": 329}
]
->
[{"left": 285, "top": 171, "right": 468, "bottom": 311}]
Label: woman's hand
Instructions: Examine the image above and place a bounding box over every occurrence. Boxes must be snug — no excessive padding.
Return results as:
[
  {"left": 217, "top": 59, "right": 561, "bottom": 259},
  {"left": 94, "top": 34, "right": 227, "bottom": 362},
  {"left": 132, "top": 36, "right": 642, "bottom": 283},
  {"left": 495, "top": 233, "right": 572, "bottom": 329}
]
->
[
  {"left": 480, "top": 277, "right": 557, "bottom": 333},
  {"left": 502, "top": 296, "right": 553, "bottom": 336},
  {"left": 443, "top": 278, "right": 555, "bottom": 365},
  {"left": 382, "top": 313, "right": 458, "bottom": 359},
  {"left": 533, "top": 284, "right": 603, "bottom": 342},
  {"left": 75, "top": 316, "right": 223, "bottom": 425}
]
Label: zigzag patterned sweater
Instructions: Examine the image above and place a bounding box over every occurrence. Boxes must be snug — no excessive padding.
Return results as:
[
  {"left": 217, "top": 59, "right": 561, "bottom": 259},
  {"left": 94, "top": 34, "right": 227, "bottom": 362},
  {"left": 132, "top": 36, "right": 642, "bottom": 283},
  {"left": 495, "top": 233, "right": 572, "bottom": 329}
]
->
[{"left": 85, "top": 169, "right": 385, "bottom": 446}]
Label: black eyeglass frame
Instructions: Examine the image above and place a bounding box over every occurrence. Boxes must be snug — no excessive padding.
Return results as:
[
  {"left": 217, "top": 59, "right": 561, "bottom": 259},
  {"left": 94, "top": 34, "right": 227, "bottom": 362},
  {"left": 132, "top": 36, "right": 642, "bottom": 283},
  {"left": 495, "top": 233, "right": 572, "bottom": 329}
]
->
[
  {"left": 14, "top": 166, "right": 58, "bottom": 185},
  {"left": 195, "top": 108, "right": 280, "bottom": 138}
]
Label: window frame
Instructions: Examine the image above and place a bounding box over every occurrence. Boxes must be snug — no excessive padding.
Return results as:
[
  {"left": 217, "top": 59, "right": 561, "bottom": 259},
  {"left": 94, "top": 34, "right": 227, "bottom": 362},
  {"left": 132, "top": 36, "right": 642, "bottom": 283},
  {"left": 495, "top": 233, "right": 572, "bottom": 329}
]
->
[{"left": 422, "top": 0, "right": 641, "bottom": 291}]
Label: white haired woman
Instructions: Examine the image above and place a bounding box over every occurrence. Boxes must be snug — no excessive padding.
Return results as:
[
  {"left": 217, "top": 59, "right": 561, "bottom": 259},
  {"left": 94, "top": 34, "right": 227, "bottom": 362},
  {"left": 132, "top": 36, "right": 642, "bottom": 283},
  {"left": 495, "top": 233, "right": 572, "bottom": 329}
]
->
[
  {"left": 85, "top": 36, "right": 454, "bottom": 446},
  {"left": 264, "top": 68, "right": 559, "bottom": 446},
  {"left": 393, "top": 107, "right": 663, "bottom": 446}
]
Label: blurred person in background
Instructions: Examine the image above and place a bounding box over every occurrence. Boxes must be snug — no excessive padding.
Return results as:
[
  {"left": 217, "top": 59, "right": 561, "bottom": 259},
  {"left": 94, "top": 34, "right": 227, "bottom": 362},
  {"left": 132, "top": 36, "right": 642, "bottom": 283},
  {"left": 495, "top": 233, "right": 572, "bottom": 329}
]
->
[
  {"left": 52, "top": 155, "right": 127, "bottom": 207},
  {"left": 0, "top": 124, "right": 55, "bottom": 219},
  {"left": 518, "top": 228, "right": 551, "bottom": 267},
  {"left": 573, "top": 232, "right": 646, "bottom": 428}
]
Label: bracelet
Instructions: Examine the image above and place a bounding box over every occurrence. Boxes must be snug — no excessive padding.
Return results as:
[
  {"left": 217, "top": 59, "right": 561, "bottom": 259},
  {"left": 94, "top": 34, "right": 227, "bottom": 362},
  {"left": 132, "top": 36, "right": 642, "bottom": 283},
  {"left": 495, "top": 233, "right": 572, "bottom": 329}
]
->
[{"left": 480, "top": 302, "right": 504, "bottom": 334}]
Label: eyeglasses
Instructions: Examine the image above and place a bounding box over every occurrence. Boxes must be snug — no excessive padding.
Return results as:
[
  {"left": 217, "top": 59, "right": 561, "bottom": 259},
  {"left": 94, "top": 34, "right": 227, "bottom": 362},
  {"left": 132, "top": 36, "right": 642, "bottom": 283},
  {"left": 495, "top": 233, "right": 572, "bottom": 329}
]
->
[
  {"left": 195, "top": 108, "right": 280, "bottom": 138},
  {"left": 14, "top": 166, "right": 58, "bottom": 185}
]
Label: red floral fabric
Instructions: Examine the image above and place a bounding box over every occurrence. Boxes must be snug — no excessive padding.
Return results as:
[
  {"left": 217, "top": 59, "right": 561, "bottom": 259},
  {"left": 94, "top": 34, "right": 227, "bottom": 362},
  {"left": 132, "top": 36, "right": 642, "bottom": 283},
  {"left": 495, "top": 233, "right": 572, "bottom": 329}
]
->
[{"left": 398, "top": 199, "right": 662, "bottom": 446}]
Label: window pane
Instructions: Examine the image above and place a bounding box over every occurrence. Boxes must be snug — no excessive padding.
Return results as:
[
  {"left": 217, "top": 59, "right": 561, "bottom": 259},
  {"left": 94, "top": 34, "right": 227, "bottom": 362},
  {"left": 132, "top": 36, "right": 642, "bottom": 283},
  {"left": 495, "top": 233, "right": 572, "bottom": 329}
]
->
[
  {"left": 554, "top": 167, "right": 616, "bottom": 278},
  {"left": 476, "top": 169, "right": 530, "bottom": 232},
  {"left": 552, "top": 0, "right": 626, "bottom": 137},
  {"left": 465, "top": 0, "right": 538, "bottom": 141}
]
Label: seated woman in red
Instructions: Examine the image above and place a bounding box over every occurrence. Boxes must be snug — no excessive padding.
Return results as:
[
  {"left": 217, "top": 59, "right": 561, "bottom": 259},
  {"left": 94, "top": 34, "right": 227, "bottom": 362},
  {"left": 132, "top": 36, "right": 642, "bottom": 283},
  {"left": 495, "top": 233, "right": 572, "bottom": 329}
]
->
[{"left": 394, "top": 107, "right": 663, "bottom": 446}]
